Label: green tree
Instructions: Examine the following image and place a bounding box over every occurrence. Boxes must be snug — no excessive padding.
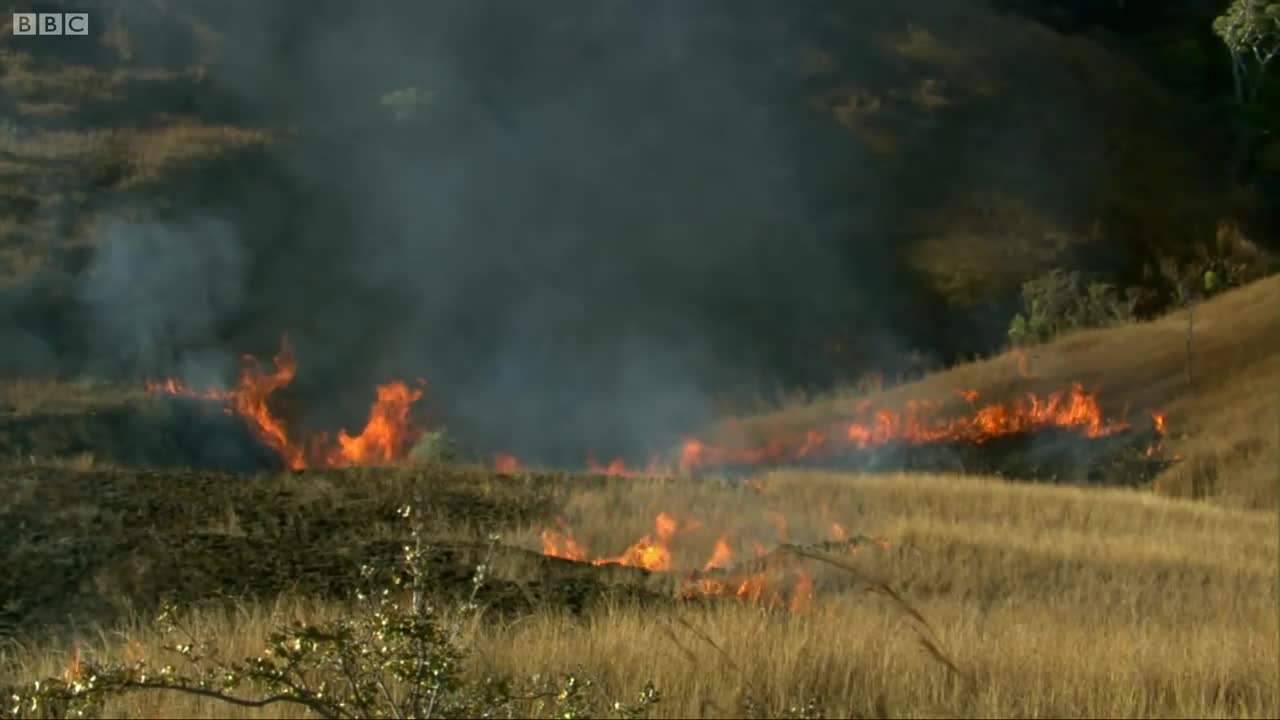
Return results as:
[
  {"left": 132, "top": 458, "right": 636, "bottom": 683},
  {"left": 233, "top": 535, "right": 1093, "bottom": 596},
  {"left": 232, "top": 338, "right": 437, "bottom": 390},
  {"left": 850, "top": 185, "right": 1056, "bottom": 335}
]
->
[{"left": 1213, "top": 1, "right": 1280, "bottom": 105}]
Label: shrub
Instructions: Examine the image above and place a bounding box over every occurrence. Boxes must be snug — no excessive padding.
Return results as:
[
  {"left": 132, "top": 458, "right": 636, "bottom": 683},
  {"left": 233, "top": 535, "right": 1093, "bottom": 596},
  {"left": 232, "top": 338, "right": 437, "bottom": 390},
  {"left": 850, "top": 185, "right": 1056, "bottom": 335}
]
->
[
  {"left": 1007, "top": 269, "right": 1133, "bottom": 346},
  {"left": 410, "top": 429, "right": 457, "bottom": 464},
  {"left": 1, "top": 506, "right": 662, "bottom": 720}
]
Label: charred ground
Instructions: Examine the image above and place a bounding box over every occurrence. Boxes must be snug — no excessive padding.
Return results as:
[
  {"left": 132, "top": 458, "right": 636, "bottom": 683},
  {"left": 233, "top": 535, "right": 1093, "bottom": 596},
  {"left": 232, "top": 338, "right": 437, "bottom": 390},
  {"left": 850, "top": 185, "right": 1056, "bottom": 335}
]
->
[{"left": 0, "top": 5, "right": 1277, "bottom": 715}]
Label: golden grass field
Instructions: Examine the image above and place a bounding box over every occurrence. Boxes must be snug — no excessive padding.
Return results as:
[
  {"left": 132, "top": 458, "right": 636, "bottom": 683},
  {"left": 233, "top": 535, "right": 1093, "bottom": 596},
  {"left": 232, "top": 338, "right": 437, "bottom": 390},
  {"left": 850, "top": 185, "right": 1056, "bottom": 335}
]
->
[
  {"left": 1, "top": 9, "right": 1278, "bottom": 718},
  {"left": 723, "top": 274, "right": 1280, "bottom": 510},
  {"left": 0, "top": 248, "right": 1277, "bottom": 720},
  {"left": 3, "top": 468, "right": 1275, "bottom": 718}
]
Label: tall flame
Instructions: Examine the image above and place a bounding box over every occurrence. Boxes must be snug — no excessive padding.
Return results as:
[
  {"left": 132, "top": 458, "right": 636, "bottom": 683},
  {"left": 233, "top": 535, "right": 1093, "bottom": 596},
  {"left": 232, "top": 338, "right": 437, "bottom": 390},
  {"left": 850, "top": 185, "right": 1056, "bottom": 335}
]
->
[{"left": 147, "top": 337, "right": 425, "bottom": 470}]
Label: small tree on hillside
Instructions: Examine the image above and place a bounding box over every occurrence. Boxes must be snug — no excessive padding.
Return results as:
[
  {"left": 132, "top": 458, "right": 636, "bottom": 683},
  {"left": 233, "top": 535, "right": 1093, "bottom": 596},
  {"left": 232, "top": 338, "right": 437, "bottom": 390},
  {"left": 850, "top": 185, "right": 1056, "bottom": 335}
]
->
[{"left": 1213, "top": 1, "right": 1280, "bottom": 105}]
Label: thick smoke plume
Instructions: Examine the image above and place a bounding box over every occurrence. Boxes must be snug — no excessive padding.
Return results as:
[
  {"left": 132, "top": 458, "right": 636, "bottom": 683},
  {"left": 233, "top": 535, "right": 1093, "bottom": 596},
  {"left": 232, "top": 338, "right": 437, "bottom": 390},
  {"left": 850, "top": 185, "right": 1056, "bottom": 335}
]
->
[{"left": 4, "top": 0, "right": 1117, "bottom": 464}]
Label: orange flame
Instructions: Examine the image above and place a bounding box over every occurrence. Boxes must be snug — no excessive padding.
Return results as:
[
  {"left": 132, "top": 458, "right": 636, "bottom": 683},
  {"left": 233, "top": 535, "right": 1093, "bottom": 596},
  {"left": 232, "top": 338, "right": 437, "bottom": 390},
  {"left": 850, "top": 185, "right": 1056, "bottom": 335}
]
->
[
  {"left": 542, "top": 512, "right": 894, "bottom": 613},
  {"left": 790, "top": 568, "right": 814, "bottom": 613},
  {"left": 704, "top": 534, "right": 735, "bottom": 571},
  {"left": 146, "top": 338, "right": 425, "bottom": 470},
  {"left": 592, "top": 512, "right": 678, "bottom": 571},
  {"left": 541, "top": 528, "right": 588, "bottom": 562},
  {"left": 1151, "top": 412, "right": 1167, "bottom": 436},
  {"left": 325, "top": 381, "right": 425, "bottom": 466},
  {"left": 494, "top": 453, "right": 521, "bottom": 473},
  {"left": 680, "top": 383, "right": 1129, "bottom": 473},
  {"left": 63, "top": 642, "right": 82, "bottom": 683}
]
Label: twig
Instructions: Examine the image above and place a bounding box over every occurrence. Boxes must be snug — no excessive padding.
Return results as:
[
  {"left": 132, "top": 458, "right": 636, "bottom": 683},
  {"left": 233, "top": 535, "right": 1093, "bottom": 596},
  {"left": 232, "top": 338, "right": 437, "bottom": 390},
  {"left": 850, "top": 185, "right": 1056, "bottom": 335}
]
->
[
  {"left": 1185, "top": 299, "right": 1195, "bottom": 392},
  {"left": 117, "top": 680, "right": 340, "bottom": 718}
]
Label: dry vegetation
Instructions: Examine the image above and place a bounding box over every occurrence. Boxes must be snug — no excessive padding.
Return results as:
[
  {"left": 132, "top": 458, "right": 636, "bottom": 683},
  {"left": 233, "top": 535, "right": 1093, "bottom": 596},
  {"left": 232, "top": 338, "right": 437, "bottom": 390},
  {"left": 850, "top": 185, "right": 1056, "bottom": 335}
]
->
[
  {"left": 727, "top": 275, "right": 1280, "bottom": 510},
  {"left": 0, "top": 6, "right": 1277, "bottom": 719},
  {"left": 2, "top": 470, "right": 1274, "bottom": 718}
]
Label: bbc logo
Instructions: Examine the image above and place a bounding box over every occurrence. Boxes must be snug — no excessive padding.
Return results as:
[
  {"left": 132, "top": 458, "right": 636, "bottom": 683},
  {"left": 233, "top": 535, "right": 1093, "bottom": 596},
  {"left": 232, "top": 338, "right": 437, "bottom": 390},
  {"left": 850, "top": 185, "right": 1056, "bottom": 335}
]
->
[{"left": 12, "top": 13, "right": 89, "bottom": 36}]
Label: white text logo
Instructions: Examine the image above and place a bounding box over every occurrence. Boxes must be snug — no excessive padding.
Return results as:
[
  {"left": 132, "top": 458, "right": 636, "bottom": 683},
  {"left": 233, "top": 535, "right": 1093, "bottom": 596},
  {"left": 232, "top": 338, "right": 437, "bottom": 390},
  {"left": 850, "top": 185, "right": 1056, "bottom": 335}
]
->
[{"left": 12, "top": 13, "right": 89, "bottom": 36}]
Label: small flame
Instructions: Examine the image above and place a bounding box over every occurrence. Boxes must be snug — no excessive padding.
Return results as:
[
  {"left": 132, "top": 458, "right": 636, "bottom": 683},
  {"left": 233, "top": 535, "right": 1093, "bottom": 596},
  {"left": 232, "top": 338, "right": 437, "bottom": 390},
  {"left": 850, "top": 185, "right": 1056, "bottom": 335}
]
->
[
  {"left": 704, "top": 534, "right": 735, "bottom": 571},
  {"left": 790, "top": 569, "right": 814, "bottom": 613},
  {"left": 494, "top": 453, "right": 521, "bottom": 473},
  {"left": 63, "top": 643, "right": 82, "bottom": 683},
  {"left": 592, "top": 512, "right": 678, "bottom": 571},
  {"left": 541, "top": 512, "right": 894, "bottom": 614},
  {"left": 541, "top": 528, "right": 587, "bottom": 562},
  {"left": 1151, "top": 412, "right": 1167, "bottom": 435}
]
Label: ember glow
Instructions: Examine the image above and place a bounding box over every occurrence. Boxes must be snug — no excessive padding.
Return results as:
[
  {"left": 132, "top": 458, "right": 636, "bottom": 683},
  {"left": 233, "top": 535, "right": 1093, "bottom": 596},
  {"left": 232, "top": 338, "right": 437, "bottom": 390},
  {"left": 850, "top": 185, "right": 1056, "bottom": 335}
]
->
[{"left": 146, "top": 338, "right": 425, "bottom": 470}]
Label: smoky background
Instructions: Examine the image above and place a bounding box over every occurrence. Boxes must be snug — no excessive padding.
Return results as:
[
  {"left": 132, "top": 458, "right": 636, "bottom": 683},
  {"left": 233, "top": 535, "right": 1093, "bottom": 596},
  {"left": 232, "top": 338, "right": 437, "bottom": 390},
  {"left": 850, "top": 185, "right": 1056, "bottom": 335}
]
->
[{"left": 2, "top": 0, "right": 1120, "bottom": 465}]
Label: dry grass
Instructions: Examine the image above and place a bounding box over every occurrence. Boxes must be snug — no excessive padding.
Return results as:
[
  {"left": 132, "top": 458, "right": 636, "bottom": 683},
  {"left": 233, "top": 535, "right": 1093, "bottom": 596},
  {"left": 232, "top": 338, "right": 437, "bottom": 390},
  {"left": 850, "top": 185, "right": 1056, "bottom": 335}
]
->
[
  {"left": 727, "top": 276, "right": 1280, "bottom": 509},
  {"left": 0, "top": 377, "right": 144, "bottom": 416},
  {"left": 2, "top": 470, "right": 1274, "bottom": 718},
  {"left": 0, "top": 123, "right": 273, "bottom": 186}
]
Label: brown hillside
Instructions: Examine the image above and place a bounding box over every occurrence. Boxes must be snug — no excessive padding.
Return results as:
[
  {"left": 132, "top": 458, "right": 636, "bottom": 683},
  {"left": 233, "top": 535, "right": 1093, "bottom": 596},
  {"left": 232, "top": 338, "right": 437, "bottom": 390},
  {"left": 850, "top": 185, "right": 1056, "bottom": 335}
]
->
[{"left": 727, "top": 275, "right": 1280, "bottom": 509}]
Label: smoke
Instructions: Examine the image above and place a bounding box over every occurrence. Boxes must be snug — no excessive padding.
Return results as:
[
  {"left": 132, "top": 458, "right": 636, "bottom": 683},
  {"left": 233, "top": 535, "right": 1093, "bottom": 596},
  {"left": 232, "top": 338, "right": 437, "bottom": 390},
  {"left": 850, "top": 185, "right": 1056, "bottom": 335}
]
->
[
  {"left": 162, "top": 0, "right": 894, "bottom": 463},
  {"left": 7, "top": 0, "right": 1125, "bottom": 464},
  {"left": 79, "top": 217, "right": 247, "bottom": 385}
]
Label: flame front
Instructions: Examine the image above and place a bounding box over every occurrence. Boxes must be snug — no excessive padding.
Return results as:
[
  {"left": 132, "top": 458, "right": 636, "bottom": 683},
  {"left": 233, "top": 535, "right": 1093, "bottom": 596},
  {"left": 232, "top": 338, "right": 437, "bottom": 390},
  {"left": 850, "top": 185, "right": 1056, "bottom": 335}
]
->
[
  {"left": 326, "top": 381, "right": 424, "bottom": 466},
  {"left": 678, "top": 382, "right": 1131, "bottom": 474},
  {"left": 147, "top": 337, "right": 424, "bottom": 470},
  {"left": 149, "top": 339, "right": 1154, "bottom": 478},
  {"left": 539, "top": 513, "right": 857, "bottom": 613}
]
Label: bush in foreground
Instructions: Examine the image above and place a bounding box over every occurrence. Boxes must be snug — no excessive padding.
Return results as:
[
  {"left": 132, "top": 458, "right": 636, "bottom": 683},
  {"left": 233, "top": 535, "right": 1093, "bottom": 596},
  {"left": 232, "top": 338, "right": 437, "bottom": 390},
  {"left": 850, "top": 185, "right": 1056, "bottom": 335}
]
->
[{"left": 2, "top": 507, "right": 664, "bottom": 720}]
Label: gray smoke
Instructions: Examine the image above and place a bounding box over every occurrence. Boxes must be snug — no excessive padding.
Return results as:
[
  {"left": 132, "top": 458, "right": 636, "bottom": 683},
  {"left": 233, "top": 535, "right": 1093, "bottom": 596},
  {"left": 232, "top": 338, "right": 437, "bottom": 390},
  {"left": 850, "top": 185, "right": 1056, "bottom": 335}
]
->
[
  {"left": 169, "top": 0, "right": 885, "bottom": 463},
  {"left": 9, "top": 0, "right": 1121, "bottom": 464},
  {"left": 79, "top": 217, "right": 246, "bottom": 385}
]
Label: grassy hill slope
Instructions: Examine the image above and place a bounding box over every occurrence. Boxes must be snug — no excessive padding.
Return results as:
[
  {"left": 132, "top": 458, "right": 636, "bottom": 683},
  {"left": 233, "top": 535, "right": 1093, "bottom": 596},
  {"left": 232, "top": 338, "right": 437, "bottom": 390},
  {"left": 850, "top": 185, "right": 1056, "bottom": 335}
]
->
[
  {"left": 0, "top": 464, "right": 1274, "bottom": 717},
  {"left": 724, "top": 275, "right": 1280, "bottom": 509}
]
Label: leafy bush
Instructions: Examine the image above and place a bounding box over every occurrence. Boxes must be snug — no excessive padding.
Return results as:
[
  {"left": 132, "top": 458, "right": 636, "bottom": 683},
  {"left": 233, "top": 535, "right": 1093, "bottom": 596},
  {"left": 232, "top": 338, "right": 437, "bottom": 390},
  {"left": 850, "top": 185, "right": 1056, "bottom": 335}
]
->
[
  {"left": 1007, "top": 269, "right": 1134, "bottom": 346},
  {"left": 410, "top": 429, "right": 457, "bottom": 464},
  {"left": 1, "top": 506, "right": 661, "bottom": 720},
  {"left": 1148, "top": 221, "right": 1275, "bottom": 307}
]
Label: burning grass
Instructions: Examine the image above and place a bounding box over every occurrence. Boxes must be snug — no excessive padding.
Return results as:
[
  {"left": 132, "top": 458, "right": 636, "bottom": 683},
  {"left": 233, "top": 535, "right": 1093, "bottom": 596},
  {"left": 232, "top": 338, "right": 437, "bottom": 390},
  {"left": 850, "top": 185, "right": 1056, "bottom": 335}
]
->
[
  {"left": 145, "top": 335, "right": 1162, "bottom": 484},
  {"left": 732, "top": 276, "right": 1280, "bottom": 509},
  {"left": 146, "top": 338, "right": 426, "bottom": 470},
  {"left": 1, "top": 468, "right": 1273, "bottom": 718}
]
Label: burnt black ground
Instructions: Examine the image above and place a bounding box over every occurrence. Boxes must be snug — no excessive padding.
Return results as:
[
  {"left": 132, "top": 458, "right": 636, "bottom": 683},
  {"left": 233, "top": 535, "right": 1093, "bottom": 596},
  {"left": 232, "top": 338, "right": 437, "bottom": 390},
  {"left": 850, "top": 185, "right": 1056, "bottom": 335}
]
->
[{"left": 0, "top": 463, "right": 683, "bottom": 643}]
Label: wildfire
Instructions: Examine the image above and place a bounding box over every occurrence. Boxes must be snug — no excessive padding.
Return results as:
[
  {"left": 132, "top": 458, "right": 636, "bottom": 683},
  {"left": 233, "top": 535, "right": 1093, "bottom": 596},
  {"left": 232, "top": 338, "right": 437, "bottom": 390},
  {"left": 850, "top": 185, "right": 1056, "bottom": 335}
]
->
[
  {"left": 150, "top": 337, "right": 1156, "bottom": 480},
  {"left": 674, "top": 383, "right": 1130, "bottom": 474},
  {"left": 494, "top": 453, "right": 521, "bottom": 474},
  {"left": 537, "top": 511, "right": 887, "bottom": 613},
  {"left": 1151, "top": 412, "right": 1166, "bottom": 436},
  {"left": 146, "top": 337, "right": 425, "bottom": 470},
  {"left": 541, "top": 527, "right": 588, "bottom": 562},
  {"left": 1145, "top": 412, "right": 1168, "bottom": 458},
  {"left": 591, "top": 512, "right": 678, "bottom": 572}
]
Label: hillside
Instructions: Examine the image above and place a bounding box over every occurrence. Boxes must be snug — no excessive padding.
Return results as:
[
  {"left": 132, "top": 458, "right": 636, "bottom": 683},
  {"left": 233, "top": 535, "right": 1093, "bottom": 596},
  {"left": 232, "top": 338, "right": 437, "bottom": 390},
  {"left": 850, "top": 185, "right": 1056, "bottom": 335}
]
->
[
  {"left": 1, "top": 0, "right": 1269, "bottom": 461},
  {"left": 0, "top": 463, "right": 1274, "bottom": 717},
  {"left": 722, "top": 274, "right": 1280, "bottom": 509},
  {"left": 0, "top": 6, "right": 1277, "bottom": 716}
]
